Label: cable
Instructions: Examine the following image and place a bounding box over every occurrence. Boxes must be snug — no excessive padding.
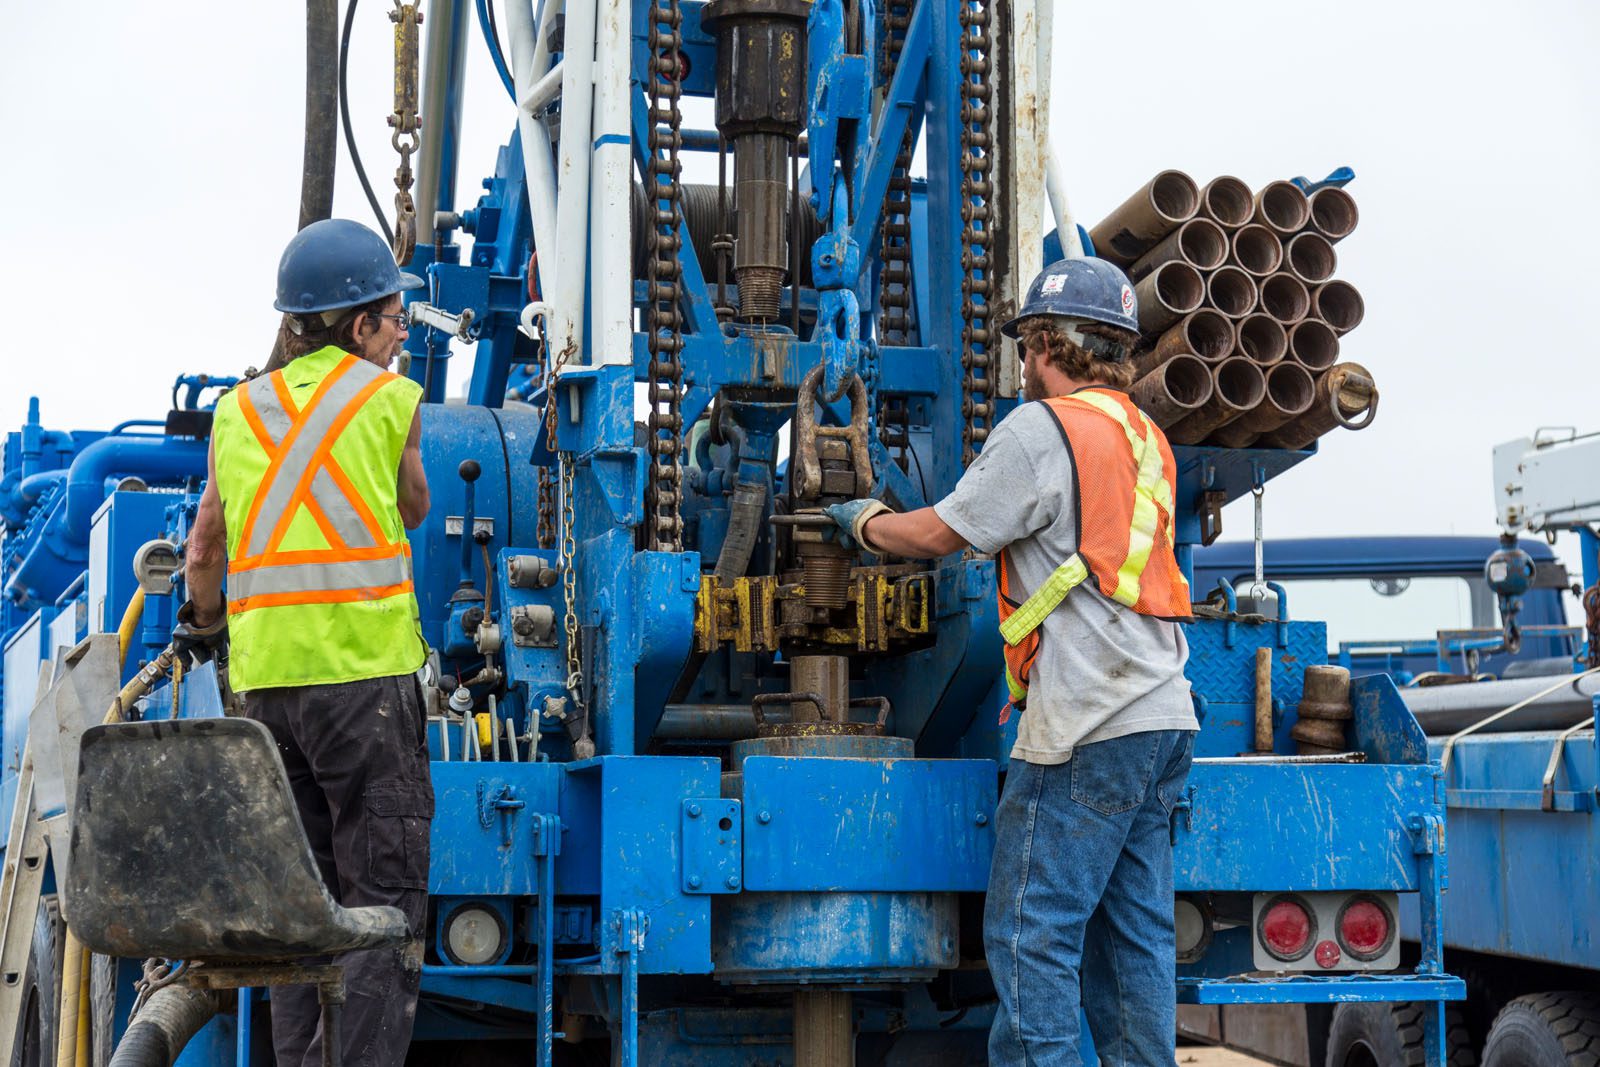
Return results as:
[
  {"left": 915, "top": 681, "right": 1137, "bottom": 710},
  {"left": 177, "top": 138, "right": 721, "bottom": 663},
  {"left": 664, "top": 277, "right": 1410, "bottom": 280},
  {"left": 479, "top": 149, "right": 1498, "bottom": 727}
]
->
[
  {"left": 476, "top": 0, "right": 516, "bottom": 100},
  {"left": 339, "top": 0, "right": 395, "bottom": 245}
]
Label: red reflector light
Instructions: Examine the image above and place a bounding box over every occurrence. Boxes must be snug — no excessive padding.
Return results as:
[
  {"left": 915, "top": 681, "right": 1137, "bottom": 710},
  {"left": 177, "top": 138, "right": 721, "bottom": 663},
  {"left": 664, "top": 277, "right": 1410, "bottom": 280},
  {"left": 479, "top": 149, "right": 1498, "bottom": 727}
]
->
[
  {"left": 1337, "top": 895, "right": 1394, "bottom": 960},
  {"left": 1259, "top": 896, "right": 1314, "bottom": 961}
]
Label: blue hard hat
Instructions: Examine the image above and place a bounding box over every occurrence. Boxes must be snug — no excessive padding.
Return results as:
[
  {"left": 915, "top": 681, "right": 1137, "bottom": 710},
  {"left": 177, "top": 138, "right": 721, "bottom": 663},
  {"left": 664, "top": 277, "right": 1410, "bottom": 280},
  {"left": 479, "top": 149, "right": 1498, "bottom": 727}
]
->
[
  {"left": 273, "top": 218, "right": 424, "bottom": 315},
  {"left": 1000, "top": 256, "right": 1140, "bottom": 338}
]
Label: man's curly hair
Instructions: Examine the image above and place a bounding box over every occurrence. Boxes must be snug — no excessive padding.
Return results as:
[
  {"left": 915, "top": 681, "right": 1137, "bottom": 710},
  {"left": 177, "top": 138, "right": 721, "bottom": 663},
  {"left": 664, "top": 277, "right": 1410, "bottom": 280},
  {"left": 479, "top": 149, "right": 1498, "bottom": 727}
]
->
[{"left": 1016, "top": 316, "right": 1138, "bottom": 390}]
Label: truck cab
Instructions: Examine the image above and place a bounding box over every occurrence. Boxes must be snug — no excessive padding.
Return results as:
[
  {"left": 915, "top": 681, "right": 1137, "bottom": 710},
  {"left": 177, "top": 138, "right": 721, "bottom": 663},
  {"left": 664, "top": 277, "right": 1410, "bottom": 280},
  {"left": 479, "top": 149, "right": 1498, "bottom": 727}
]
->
[{"left": 1194, "top": 535, "right": 1578, "bottom": 683}]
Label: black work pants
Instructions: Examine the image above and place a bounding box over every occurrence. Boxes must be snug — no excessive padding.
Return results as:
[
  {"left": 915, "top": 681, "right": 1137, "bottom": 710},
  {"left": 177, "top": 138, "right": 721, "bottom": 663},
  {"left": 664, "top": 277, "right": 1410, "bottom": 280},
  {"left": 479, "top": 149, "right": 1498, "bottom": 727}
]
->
[{"left": 244, "top": 674, "right": 433, "bottom": 1067}]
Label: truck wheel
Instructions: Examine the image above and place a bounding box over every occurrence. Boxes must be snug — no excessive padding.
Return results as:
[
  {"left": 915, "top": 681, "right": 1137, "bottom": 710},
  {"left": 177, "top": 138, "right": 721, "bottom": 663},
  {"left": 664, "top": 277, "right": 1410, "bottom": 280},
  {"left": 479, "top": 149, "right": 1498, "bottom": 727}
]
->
[
  {"left": 1326, "top": 1002, "right": 1477, "bottom": 1067},
  {"left": 9, "top": 896, "right": 63, "bottom": 1067},
  {"left": 1483, "top": 993, "right": 1600, "bottom": 1067}
]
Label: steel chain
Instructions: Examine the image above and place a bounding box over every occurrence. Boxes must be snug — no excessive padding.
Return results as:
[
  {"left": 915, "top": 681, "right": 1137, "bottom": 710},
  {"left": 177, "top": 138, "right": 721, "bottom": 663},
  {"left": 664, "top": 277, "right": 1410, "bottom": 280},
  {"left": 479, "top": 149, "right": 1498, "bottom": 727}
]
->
[
  {"left": 559, "top": 451, "right": 584, "bottom": 710},
  {"left": 644, "top": 0, "right": 686, "bottom": 550},
  {"left": 875, "top": 1, "right": 916, "bottom": 469},
  {"left": 389, "top": 1, "right": 423, "bottom": 264},
  {"left": 958, "top": 0, "right": 994, "bottom": 466}
]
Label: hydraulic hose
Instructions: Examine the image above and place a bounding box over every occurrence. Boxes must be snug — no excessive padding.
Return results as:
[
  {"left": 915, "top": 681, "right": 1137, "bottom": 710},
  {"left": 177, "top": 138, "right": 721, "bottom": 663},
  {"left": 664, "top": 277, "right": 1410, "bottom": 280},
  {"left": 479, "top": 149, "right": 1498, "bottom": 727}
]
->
[
  {"left": 299, "top": 0, "right": 340, "bottom": 230},
  {"left": 106, "top": 986, "right": 219, "bottom": 1067}
]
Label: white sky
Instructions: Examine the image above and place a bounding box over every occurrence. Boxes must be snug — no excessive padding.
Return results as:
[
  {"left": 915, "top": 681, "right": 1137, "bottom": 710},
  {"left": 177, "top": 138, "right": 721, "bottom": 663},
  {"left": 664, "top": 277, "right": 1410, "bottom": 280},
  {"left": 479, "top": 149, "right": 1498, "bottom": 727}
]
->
[{"left": 4, "top": 1, "right": 1598, "bottom": 571}]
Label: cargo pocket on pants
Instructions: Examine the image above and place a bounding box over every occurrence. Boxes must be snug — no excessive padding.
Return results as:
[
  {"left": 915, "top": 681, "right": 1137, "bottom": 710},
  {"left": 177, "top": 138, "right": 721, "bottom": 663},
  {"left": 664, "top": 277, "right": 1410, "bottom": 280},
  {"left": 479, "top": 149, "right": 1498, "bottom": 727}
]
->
[{"left": 366, "top": 781, "right": 434, "bottom": 890}]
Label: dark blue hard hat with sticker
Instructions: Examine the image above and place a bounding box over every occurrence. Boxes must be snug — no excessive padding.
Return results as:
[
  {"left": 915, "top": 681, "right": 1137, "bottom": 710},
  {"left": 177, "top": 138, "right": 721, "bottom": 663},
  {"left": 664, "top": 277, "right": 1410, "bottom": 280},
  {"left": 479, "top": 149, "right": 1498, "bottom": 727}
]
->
[
  {"left": 273, "top": 218, "right": 424, "bottom": 315},
  {"left": 1000, "top": 256, "right": 1140, "bottom": 338}
]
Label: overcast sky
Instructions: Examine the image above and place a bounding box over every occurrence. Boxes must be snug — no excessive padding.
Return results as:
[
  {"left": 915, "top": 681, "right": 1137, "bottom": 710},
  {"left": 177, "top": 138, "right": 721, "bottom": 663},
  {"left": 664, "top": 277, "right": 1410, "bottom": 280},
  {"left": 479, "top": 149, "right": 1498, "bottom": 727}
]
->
[{"left": 4, "top": 1, "right": 1598, "bottom": 574}]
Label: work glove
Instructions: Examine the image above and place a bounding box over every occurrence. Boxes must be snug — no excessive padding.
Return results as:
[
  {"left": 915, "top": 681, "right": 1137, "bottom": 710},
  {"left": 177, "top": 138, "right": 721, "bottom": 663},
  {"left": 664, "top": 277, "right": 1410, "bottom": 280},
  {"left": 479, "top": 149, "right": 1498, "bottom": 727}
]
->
[
  {"left": 822, "top": 498, "right": 893, "bottom": 554},
  {"left": 172, "top": 599, "right": 228, "bottom": 666}
]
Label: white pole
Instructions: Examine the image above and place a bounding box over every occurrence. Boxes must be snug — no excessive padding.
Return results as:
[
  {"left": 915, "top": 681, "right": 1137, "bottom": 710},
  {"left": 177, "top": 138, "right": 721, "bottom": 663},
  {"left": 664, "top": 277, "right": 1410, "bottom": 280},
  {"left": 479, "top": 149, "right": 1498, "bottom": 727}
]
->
[
  {"left": 550, "top": 0, "right": 598, "bottom": 364},
  {"left": 590, "top": 0, "right": 632, "bottom": 365},
  {"left": 1036, "top": 2, "right": 1082, "bottom": 257},
  {"left": 505, "top": 0, "right": 563, "bottom": 303}
]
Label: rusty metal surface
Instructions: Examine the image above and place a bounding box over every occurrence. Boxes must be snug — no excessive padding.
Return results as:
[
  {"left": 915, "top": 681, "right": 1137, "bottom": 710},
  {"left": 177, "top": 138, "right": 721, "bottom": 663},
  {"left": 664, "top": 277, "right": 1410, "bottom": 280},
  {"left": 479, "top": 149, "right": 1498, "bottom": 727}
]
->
[
  {"left": 1089, "top": 170, "right": 1200, "bottom": 267},
  {"left": 1309, "top": 186, "right": 1359, "bottom": 242},
  {"left": 1130, "top": 217, "right": 1229, "bottom": 280},
  {"left": 1132, "top": 354, "right": 1215, "bottom": 428},
  {"left": 792, "top": 367, "right": 873, "bottom": 502},
  {"left": 1206, "top": 265, "right": 1258, "bottom": 319},
  {"left": 1229, "top": 224, "right": 1283, "bottom": 277},
  {"left": 1258, "top": 273, "right": 1309, "bottom": 326},
  {"left": 1234, "top": 314, "right": 1287, "bottom": 365},
  {"left": 1166, "top": 358, "right": 1267, "bottom": 444},
  {"left": 1256, "top": 362, "right": 1377, "bottom": 450},
  {"left": 1283, "top": 232, "right": 1337, "bottom": 285},
  {"left": 1309, "top": 280, "right": 1364, "bottom": 334},
  {"left": 1251, "top": 179, "right": 1311, "bottom": 236},
  {"left": 1210, "top": 362, "right": 1315, "bottom": 448},
  {"left": 1199, "top": 175, "right": 1254, "bottom": 229},
  {"left": 1285, "top": 318, "right": 1339, "bottom": 372},
  {"left": 692, "top": 567, "right": 933, "bottom": 654},
  {"left": 1135, "top": 260, "right": 1206, "bottom": 334}
]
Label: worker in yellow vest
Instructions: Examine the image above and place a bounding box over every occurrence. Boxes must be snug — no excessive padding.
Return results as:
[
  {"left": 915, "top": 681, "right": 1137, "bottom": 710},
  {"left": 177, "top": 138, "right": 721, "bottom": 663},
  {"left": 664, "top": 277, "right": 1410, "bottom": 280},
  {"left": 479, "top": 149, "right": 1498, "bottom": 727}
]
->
[
  {"left": 178, "top": 218, "right": 433, "bottom": 1067},
  {"left": 825, "top": 257, "right": 1197, "bottom": 1067}
]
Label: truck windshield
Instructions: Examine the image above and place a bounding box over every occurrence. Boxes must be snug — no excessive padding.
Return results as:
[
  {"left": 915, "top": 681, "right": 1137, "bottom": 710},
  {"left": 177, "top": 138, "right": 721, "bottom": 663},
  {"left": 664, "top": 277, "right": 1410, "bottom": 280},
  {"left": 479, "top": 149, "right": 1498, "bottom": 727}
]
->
[{"left": 1238, "top": 574, "right": 1497, "bottom": 655}]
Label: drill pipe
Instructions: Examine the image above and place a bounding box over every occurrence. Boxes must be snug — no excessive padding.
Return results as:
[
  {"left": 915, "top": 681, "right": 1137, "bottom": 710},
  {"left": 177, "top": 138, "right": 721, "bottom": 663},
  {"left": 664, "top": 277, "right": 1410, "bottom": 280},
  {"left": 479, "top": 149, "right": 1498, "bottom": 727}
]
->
[
  {"left": 1286, "top": 318, "right": 1339, "bottom": 372},
  {"left": 1130, "top": 354, "right": 1215, "bottom": 427},
  {"left": 1165, "top": 357, "right": 1268, "bottom": 444},
  {"left": 1128, "top": 218, "right": 1228, "bottom": 281},
  {"left": 1089, "top": 170, "right": 1199, "bottom": 267},
  {"left": 1210, "top": 362, "right": 1316, "bottom": 447},
  {"left": 1259, "top": 273, "right": 1310, "bottom": 326},
  {"left": 1234, "top": 314, "right": 1287, "bottom": 365},
  {"left": 1206, "top": 265, "right": 1258, "bottom": 319},
  {"left": 1133, "top": 309, "right": 1234, "bottom": 376},
  {"left": 1199, "top": 175, "right": 1254, "bottom": 228},
  {"left": 1310, "top": 280, "right": 1365, "bottom": 334},
  {"left": 1284, "top": 232, "right": 1337, "bottom": 285},
  {"left": 1309, "top": 186, "right": 1359, "bottom": 242},
  {"left": 1255, "top": 362, "right": 1378, "bottom": 450},
  {"left": 1252, "top": 179, "right": 1311, "bottom": 236},
  {"left": 1133, "top": 260, "right": 1205, "bottom": 335},
  {"left": 1228, "top": 224, "right": 1283, "bottom": 277}
]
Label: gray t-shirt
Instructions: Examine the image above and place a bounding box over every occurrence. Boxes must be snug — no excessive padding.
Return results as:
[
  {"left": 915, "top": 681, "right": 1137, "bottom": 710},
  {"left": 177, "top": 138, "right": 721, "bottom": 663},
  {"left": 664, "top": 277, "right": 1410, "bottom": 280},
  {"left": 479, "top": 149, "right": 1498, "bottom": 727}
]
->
[{"left": 933, "top": 400, "right": 1197, "bottom": 764}]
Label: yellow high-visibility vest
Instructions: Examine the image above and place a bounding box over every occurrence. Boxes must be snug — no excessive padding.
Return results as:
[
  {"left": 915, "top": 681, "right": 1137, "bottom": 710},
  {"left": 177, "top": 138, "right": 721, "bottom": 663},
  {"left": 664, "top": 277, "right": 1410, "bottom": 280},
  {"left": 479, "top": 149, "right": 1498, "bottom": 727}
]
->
[{"left": 211, "top": 345, "right": 426, "bottom": 691}]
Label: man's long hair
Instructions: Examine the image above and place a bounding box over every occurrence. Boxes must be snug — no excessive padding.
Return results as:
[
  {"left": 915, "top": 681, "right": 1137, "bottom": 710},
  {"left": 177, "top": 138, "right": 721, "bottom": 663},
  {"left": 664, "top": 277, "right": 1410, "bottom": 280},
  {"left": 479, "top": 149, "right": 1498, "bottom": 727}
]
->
[
  {"left": 265, "top": 295, "right": 393, "bottom": 373},
  {"left": 1016, "top": 315, "right": 1138, "bottom": 390}
]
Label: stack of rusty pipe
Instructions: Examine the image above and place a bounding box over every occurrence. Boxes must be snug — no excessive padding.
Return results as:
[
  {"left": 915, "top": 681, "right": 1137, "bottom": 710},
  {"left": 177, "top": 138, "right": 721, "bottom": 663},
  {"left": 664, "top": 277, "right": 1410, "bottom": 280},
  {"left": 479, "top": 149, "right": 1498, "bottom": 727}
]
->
[{"left": 1090, "top": 172, "right": 1376, "bottom": 450}]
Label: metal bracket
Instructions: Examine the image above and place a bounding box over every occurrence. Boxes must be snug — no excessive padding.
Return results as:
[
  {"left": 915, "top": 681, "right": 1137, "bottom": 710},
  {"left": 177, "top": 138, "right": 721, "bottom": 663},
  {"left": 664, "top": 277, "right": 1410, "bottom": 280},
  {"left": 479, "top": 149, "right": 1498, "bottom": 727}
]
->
[
  {"left": 680, "top": 798, "right": 743, "bottom": 894},
  {"left": 445, "top": 516, "right": 496, "bottom": 538},
  {"left": 477, "top": 780, "right": 526, "bottom": 846},
  {"left": 531, "top": 812, "right": 562, "bottom": 1067},
  {"left": 1406, "top": 813, "right": 1443, "bottom": 856},
  {"left": 1170, "top": 785, "right": 1197, "bottom": 845},
  {"left": 613, "top": 908, "right": 648, "bottom": 1067}
]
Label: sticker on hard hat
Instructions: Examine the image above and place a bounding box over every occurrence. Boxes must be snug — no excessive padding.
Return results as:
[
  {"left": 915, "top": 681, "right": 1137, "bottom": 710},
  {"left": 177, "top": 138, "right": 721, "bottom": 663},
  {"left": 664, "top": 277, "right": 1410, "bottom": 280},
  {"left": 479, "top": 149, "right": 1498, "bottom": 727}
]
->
[
  {"left": 1121, "top": 285, "right": 1135, "bottom": 315},
  {"left": 1040, "top": 274, "right": 1066, "bottom": 295}
]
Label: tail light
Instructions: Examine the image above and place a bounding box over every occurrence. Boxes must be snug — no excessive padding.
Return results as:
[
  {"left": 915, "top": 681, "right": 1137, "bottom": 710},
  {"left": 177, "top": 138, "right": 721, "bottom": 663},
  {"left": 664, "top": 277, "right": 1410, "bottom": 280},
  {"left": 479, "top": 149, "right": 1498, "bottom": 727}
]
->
[
  {"left": 1257, "top": 894, "right": 1315, "bottom": 962},
  {"left": 1337, "top": 894, "right": 1395, "bottom": 961},
  {"left": 1251, "top": 891, "right": 1401, "bottom": 971}
]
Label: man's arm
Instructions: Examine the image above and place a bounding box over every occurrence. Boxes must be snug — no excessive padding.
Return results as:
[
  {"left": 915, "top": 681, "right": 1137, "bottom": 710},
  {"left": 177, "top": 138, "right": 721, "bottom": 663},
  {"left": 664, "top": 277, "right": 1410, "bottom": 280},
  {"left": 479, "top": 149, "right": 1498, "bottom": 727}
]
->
[
  {"left": 185, "top": 438, "right": 228, "bottom": 626},
  {"left": 397, "top": 406, "right": 430, "bottom": 529},
  {"left": 861, "top": 507, "right": 968, "bottom": 558}
]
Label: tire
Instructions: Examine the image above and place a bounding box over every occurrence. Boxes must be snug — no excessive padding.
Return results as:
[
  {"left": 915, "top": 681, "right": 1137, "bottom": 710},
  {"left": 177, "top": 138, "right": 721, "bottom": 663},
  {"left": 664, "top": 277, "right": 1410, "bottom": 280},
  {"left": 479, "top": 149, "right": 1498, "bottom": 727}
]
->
[
  {"left": 1327, "top": 1002, "right": 1477, "bottom": 1067},
  {"left": 1483, "top": 992, "right": 1600, "bottom": 1067},
  {"left": 9, "top": 896, "right": 63, "bottom": 1067}
]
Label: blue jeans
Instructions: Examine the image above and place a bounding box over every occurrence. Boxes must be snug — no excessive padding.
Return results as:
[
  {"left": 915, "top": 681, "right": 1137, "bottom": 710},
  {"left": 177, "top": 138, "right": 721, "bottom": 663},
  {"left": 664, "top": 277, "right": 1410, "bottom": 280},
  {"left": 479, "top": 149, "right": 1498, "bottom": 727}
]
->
[{"left": 985, "top": 729, "right": 1196, "bottom": 1067}]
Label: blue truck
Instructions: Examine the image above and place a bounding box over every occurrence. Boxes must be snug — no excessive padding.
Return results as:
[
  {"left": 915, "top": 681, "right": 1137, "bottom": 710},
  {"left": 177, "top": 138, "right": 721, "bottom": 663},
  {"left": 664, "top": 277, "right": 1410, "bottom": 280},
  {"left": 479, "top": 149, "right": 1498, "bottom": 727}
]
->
[
  {"left": 1193, "top": 531, "right": 1600, "bottom": 1067},
  {"left": 0, "top": 2, "right": 1469, "bottom": 1065}
]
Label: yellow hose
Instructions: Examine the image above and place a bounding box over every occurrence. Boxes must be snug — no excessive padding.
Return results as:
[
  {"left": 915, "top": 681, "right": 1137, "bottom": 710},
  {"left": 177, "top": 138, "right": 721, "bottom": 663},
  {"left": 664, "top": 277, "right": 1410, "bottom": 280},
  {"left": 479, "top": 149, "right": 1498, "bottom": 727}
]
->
[{"left": 57, "top": 588, "right": 152, "bottom": 1065}]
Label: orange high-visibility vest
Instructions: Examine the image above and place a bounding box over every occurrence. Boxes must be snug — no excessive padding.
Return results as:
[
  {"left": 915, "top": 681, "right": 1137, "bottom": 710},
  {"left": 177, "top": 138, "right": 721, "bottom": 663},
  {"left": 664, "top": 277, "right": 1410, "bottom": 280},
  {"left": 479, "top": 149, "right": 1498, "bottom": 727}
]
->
[
  {"left": 211, "top": 345, "right": 425, "bottom": 691},
  {"left": 996, "top": 387, "right": 1192, "bottom": 719}
]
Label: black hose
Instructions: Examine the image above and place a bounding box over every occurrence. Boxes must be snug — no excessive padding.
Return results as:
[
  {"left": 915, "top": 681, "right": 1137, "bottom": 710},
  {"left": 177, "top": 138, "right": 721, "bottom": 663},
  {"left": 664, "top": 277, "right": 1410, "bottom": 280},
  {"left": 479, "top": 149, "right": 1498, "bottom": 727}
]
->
[
  {"left": 108, "top": 985, "right": 219, "bottom": 1067},
  {"left": 340, "top": 0, "right": 395, "bottom": 245},
  {"left": 300, "top": 0, "right": 341, "bottom": 230}
]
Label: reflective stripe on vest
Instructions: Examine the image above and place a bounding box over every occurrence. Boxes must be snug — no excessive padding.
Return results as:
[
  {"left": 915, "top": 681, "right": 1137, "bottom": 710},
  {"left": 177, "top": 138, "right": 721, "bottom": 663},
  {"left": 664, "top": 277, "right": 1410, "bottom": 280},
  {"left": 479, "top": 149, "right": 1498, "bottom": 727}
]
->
[
  {"left": 226, "top": 354, "right": 412, "bottom": 614},
  {"left": 993, "top": 389, "right": 1190, "bottom": 719}
]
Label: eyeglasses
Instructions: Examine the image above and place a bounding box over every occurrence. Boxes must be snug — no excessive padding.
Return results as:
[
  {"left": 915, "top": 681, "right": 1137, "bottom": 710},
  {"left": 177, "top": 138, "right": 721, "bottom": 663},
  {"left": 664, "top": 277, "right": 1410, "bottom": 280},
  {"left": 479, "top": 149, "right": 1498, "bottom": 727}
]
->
[{"left": 370, "top": 311, "right": 410, "bottom": 330}]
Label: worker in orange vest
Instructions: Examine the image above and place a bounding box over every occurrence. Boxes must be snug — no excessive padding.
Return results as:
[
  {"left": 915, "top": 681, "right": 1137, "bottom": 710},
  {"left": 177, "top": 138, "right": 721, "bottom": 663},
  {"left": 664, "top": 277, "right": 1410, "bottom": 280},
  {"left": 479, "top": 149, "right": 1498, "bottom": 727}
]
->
[{"left": 826, "top": 257, "right": 1197, "bottom": 1067}]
